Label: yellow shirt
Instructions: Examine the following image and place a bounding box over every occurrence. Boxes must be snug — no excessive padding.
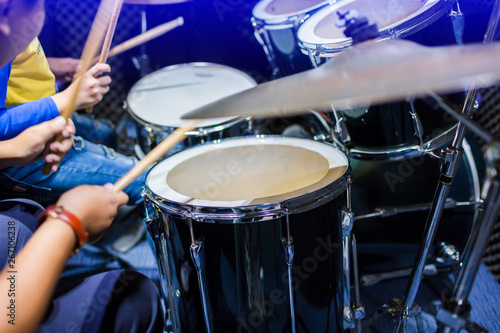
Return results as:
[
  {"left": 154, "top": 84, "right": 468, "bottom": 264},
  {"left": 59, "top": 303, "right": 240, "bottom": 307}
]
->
[{"left": 6, "top": 37, "right": 56, "bottom": 107}]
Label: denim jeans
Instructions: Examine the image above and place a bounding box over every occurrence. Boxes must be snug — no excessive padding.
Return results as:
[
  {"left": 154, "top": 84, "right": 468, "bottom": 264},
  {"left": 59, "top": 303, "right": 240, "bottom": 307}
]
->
[
  {"left": 72, "top": 112, "right": 117, "bottom": 148},
  {"left": 0, "top": 136, "right": 147, "bottom": 204}
]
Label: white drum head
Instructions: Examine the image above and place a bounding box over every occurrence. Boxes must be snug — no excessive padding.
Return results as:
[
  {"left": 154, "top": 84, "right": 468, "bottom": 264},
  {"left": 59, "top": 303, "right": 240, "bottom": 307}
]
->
[
  {"left": 252, "top": 0, "right": 332, "bottom": 22},
  {"left": 298, "top": 0, "right": 441, "bottom": 52},
  {"left": 146, "top": 136, "right": 348, "bottom": 208},
  {"left": 127, "top": 63, "right": 256, "bottom": 129}
]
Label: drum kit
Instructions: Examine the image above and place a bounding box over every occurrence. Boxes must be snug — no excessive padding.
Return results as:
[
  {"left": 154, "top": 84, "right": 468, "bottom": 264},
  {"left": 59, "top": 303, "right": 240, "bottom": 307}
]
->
[{"left": 120, "top": 0, "right": 500, "bottom": 332}]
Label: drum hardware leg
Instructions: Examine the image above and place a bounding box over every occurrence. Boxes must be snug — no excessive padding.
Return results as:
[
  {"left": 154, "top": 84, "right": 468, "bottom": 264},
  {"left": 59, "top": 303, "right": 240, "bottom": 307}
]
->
[
  {"left": 343, "top": 178, "right": 364, "bottom": 329},
  {"left": 131, "top": 8, "right": 152, "bottom": 77},
  {"left": 449, "top": 0, "right": 464, "bottom": 45},
  {"left": 393, "top": 30, "right": 489, "bottom": 327},
  {"left": 435, "top": 143, "right": 500, "bottom": 333},
  {"left": 141, "top": 193, "right": 180, "bottom": 332},
  {"left": 307, "top": 52, "right": 319, "bottom": 70},
  {"left": 351, "top": 235, "right": 365, "bottom": 333},
  {"left": 393, "top": 143, "right": 464, "bottom": 333},
  {"left": 252, "top": 20, "right": 280, "bottom": 78},
  {"left": 188, "top": 218, "right": 214, "bottom": 333},
  {"left": 408, "top": 99, "right": 425, "bottom": 153},
  {"left": 421, "top": 12, "right": 500, "bottom": 326},
  {"left": 341, "top": 208, "right": 357, "bottom": 330},
  {"left": 281, "top": 212, "right": 296, "bottom": 333}
]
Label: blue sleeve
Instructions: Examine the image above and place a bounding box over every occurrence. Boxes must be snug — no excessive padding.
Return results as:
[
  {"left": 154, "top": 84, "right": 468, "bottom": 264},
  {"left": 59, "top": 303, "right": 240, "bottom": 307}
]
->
[{"left": 0, "top": 63, "right": 60, "bottom": 140}]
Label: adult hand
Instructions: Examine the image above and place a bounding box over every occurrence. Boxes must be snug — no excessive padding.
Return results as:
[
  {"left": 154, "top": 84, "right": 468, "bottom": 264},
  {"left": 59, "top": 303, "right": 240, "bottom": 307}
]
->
[
  {"left": 0, "top": 116, "right": 75, "bottom": 171},
  {"left": 56, "top": 184, "right": 129, "bottom": 242},
  {"left": 47, "top": 57, "right": 81, "bottom": 83}
]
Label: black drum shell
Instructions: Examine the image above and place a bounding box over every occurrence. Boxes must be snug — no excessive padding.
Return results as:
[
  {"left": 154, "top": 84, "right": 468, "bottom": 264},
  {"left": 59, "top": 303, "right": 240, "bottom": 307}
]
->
[
  {"left": 148, "top": 194, "right": 347, "bottom": 332},
  {"left": 143, "top": 136, "right": 352, "bottom": 332}
]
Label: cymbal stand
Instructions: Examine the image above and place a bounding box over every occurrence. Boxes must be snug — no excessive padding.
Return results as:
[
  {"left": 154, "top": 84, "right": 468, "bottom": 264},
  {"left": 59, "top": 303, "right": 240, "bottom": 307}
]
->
[
  {"left": 392, "top": 2, "right": 500, "bottom": 330},
  {"left": 392, "top": 82, "right": 476, "bottom": 333},
  {"left": 435, "top": 141, "right": 499, "bottom": 333}
]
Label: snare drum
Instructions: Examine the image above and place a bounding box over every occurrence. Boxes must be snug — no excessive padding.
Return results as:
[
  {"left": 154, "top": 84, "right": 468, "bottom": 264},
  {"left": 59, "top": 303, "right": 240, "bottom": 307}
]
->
[
  {"left": 251, "top": 0, "right": 332, "bottom": 77},
  {"left": 143, "top": 136, "right": 352, "bottom": 332},
  {"left": 297, "top": 0, "right": 464, "bottom": 161},
  {"left": 127, "top": 63, "right": 257, "bottom": 157}
]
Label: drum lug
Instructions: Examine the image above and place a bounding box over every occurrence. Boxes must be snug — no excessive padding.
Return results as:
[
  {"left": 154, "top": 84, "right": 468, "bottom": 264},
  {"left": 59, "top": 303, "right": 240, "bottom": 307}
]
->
[
  {"left": 341, "top": 209, "right": 354, "bottom": 237},
  {"left": 281, "top": 212, "right": 297, "bottom": 333},
  {"left": 408, "top": 99, "right": 425, "bottom": 152},
  {"left": 330, "top": 108, "right": 352, "bottom": 150},
  {"left": 145, "top": 125, "right": 157, "bottom": 149},
  {"left": 189, "top": 224, "right": 214, "bottom": 333},
  {"left": 281, "top": 237, "right": 295, "bottom": 267},
  {"left": 142, "top": 189, "right": 158, "bottom": 229}
]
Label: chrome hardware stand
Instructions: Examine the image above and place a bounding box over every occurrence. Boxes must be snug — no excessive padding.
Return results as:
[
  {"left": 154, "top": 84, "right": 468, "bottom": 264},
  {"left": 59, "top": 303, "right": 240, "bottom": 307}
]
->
[
  {"left": 281, "top": 211, "right": 296, "bottom": 333},
  {"left": 393, "top": 1, "right": 500, "bottom": 329},
  {"left": 393, "top": 119, "right": 467, "bottom": 333},
  {"left": 435, "top": 142, "right": 500, "bottom": 333},
  {"left": 188, "top": 218, "right": 214, "bottom": 333},
  {"left": 341, "top": 178, "right": 365, "bottom": 330}
]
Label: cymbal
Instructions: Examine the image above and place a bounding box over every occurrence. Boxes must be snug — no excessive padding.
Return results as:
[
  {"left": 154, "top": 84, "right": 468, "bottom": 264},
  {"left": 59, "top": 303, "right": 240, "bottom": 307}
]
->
[
  {"left": 123, "top": 0, "right": 189, "bottom": 5},
  {"left": 182, "top": 40, "right": 500, "bottom": 120}
]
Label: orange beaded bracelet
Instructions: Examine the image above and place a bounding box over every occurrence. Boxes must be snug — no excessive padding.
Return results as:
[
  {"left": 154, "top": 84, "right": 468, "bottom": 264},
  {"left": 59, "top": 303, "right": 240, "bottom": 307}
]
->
[{"left": 39, "top": 205, "right": 89, "bottom": 253}]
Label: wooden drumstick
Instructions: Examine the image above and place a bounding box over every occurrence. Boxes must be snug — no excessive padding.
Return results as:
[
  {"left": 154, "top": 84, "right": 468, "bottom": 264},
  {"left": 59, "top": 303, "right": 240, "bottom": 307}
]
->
[
  {"left": 92, "top": 17, "right": 184, "bottom": 63},
  {"left": 85, "top": 0, "right": 124, "bottom": 114},
  {"left": 113, "top": 120, "right": 199, "bottom": 192},
  {"left": 42, "top": 0, "right": 116, "bottom": 175}
]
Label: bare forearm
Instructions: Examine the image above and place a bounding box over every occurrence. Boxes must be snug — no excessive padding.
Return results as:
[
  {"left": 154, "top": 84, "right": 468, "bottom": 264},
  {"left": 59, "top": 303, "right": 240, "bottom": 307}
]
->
[
  {"left": 0, "top": 219, "right": 76, "bottom": 333},
  {"left": 0, "top": 141, "right": 20, "bottom": 169},
  {"left": 49, "top": 90, "right": 69, "bottom": 115}
]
